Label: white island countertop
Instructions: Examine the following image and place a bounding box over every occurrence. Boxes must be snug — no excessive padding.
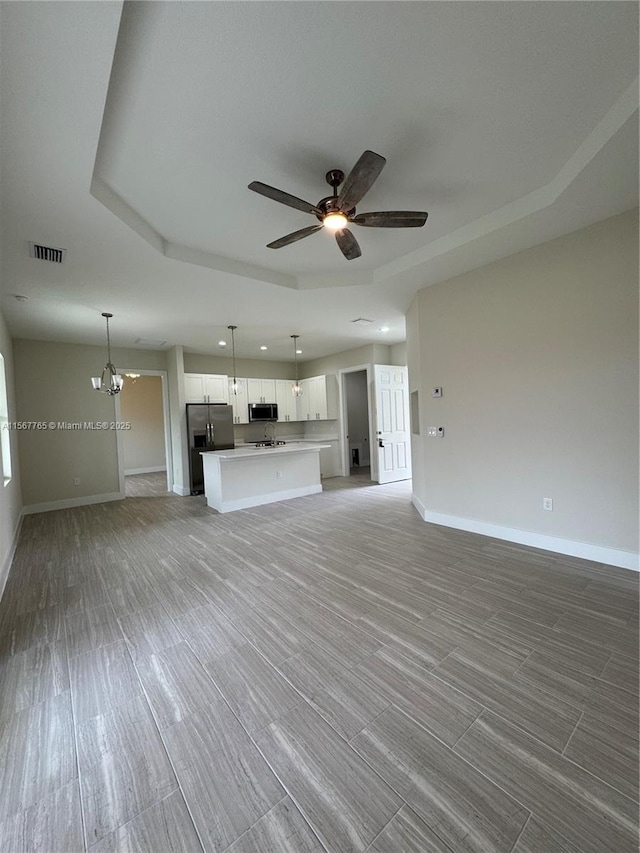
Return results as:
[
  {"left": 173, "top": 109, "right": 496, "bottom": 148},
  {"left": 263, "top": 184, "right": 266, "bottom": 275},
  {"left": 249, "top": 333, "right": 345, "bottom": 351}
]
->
[
  {"left": 200, "top": 443, "right": 330, "bottom": 513},
  {"left": 203, "top": 442, "right": 330, "bottom": 460}
]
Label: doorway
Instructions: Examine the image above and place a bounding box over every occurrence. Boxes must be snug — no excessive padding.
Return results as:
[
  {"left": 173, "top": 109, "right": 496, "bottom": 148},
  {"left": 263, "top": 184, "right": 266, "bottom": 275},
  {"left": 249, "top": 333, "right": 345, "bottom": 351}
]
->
[
  {"left": 340, "top": 366, "right": 374, "bottom": 481},
  {"left": 115, "top": 370, "right": 173, "bottom": 498},
  {"left": 339, "top": 363, "right": 412, "bottom": 486}
]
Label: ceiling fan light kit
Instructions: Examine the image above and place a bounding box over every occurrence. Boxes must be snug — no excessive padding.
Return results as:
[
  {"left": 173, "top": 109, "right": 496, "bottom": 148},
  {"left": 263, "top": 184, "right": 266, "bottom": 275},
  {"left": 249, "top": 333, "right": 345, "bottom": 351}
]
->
[
  {"left": 249, "top": 150, "right": 428, "bottom": 260},
  {"left": 323, "top": 212, "right": 348, "bottom": 231}
]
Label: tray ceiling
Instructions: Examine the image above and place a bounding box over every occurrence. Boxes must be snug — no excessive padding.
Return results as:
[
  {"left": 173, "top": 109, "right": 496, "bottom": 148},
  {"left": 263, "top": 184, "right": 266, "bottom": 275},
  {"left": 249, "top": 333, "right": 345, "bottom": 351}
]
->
[{"left": 0, "top": 1, "right": 637, "bottom": 359}]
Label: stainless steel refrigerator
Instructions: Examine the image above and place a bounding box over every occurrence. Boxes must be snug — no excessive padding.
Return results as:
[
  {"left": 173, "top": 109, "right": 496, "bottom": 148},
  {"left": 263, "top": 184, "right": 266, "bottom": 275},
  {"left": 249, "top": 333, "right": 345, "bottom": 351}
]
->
[{"left": 186, "top": 403, "right": 234, "bottom": 494}]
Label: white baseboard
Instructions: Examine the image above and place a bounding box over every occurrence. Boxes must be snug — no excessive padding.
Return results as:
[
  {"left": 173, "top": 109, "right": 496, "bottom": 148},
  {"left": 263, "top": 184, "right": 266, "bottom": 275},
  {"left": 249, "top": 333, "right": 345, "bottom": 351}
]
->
[
  {"left": 22, "top": 491, "right": 124, "bottom": 515},
  {"left": 0, "top": 512, "right": 24, "bottom": 601},
  {"left": 172, "top": 484, "right": 191, "bottom": 497},
  {"left": 414, "top": 503, "right": 639, "bottom": 572},
  {"left": 125, "top": 466, "right": 167, "bottom": 476},
  {"left": 411, "top": 494, "right": 427, "bottom": 519}
]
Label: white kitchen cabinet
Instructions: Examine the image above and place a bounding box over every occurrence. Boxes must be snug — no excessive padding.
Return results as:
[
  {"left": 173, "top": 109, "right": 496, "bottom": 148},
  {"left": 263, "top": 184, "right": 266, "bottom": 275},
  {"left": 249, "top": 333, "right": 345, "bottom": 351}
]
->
[
  {"left": 228, "top": 377, "right": 249, "bottom": 424},
  {"left": 297, "top": 375, "right": 329, "bottom": 420},
  {"left": 247, "top": 377, "right": 277, "bottom": 404},
  {"left": 275, "top": 379, "right": 297, "bottom": 422},
  {"left": 297, "top": 378, "right": 312, "bottom": 420},
  {"left": 184, "top": 373, "right": 228, "bottom": 403}
]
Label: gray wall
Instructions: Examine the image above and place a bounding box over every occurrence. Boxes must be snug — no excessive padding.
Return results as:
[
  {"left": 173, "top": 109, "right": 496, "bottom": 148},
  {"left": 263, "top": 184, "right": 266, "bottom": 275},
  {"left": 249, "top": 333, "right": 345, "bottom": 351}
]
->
[
  {"left": 407, "top": 209, "right": 639, "bottom": 563},
  {"left": 184, "top": 352, "right": 294, "bottom": 379},
  {"left": 302, "top": 343, "right": 392, "bottom": 378},
  {"left": 184, "top": 343, "right": 406, "bottom": 381},
  {"left": 389, "top": 342, "right": 407, "bottom": 365},
  {"left": 0, "top": 309, "right": 22, "bottom": 591}
]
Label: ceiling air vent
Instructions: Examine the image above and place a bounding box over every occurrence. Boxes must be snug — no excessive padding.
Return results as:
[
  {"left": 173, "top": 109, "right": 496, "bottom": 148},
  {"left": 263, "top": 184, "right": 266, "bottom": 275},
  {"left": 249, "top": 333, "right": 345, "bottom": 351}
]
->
[
  {"left": 28, "top": 242, "right": 67, "bottom": 264},
  {"left": 350, "top": 317, "right": 373, "bottom": 325},
  {"left": 135, "top": 337, "right": 167, "bottom": 348}
]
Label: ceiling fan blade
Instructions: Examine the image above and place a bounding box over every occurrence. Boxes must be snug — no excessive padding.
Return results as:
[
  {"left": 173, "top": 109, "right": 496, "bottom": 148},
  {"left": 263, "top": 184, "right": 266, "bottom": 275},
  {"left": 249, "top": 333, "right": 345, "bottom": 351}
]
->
[
  {"left": 337, "top": 150, "right": 386, "bottom": 211},
  {"left": 267, "top": 224, "right": 322, "bottom": 249},
  {"left": 335, "top": 228, "right": 361, "bottom": 261},
  {"left": 352, "top": 210, "right": 428, "bottom": 228},
  {"left": 248, "top": 181, "right": 321, "bottom": 215}
]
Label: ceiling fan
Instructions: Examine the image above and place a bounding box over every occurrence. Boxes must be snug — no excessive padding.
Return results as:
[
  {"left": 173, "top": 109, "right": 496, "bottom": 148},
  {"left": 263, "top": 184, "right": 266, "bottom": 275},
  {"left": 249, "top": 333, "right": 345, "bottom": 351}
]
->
[{"left": 248, "top": 150, "right": 428, "bottom": 261}]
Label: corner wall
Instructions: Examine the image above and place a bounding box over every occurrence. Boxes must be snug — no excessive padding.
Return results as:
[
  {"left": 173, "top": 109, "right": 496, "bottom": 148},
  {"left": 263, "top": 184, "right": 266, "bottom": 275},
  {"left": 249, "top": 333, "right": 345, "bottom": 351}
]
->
[
  {"left": 0, "top": 309, "right": 22, "bottom": 592},
  {"left": 407, "top": 209, "right": 639, "bottom": 569}
]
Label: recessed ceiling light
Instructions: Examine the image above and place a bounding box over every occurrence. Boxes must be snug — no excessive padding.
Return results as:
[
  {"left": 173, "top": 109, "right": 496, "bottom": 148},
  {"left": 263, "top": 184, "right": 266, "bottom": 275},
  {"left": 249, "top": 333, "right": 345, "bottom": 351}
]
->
[
  {"left": 14, "top": 295, "right": 29, "bottom": 302},
  {"left": 351, "top": 318, "right": 373, "bottom": 325},
  {"left": 218, "top": 340, "right": 227, "bottom": 347},
  {"left": 296, "top": 349, "right": 302, "bottom": 355},
  {"left": 378, "top": 326, "right": 390, "bottom": 333},
  {"left": 260, "top": 345, "right": 268, "bottom": 351}
]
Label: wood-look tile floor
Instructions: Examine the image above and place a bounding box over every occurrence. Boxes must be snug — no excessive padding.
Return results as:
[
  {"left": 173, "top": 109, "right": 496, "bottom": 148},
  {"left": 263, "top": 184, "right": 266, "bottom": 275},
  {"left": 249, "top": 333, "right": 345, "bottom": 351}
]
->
[
  {"left": 0, "top": 479, "right": 637, "bottom": 852},
  {"left": 124, "top": 472, "right": 171, "bottom": 498}
]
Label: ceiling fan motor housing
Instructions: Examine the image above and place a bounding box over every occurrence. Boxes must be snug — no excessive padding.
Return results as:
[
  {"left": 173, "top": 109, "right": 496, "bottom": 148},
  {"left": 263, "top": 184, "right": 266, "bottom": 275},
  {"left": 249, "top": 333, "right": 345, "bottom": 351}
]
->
[{"left": 315, "top": 195, "right": 355, "bottom": 223}]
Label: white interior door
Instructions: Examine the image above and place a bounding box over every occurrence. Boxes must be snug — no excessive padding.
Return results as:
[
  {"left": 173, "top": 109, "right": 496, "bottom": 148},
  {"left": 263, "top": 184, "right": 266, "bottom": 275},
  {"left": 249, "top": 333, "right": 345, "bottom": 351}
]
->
[{"left": 374, "top": 365, "right": 412, "bottom": 484}]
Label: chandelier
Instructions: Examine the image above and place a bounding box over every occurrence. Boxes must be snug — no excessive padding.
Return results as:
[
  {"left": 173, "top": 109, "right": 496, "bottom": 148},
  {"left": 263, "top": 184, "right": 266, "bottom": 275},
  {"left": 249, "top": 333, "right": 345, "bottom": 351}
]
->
[
  {"left": 291, "top": 335, "right": 302, "bottom": 397},
  {"left": 91, "top": 312, "right": 123, "bottom": 396}
]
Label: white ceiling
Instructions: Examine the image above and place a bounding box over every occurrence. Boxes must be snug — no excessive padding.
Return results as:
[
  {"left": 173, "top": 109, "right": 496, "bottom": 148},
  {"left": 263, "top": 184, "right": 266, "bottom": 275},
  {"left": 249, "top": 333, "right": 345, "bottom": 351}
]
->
[{"left": 0, "top": 1, "right": 637, "bottom": 362}]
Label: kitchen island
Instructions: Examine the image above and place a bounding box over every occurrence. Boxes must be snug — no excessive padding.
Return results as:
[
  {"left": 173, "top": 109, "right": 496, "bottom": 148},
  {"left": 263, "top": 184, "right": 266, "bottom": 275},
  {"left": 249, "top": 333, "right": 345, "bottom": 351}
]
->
[{"left": 201, "top": 443, "right": 330, "bottom": 513}]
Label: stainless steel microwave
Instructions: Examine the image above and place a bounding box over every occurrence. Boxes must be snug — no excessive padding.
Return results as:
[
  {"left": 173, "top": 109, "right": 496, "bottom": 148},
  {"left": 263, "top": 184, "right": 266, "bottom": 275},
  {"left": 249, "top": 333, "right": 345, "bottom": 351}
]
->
[{"left": 248, "top": 403, "right": 278, "bottom": 422}]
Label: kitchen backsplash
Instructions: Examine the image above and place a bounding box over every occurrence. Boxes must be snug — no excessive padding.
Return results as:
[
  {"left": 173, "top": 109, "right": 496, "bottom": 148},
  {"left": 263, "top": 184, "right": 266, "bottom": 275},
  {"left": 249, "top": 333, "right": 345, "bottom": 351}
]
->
[{"left": 233, "top": 420, "right": 338, "bottom": 443}]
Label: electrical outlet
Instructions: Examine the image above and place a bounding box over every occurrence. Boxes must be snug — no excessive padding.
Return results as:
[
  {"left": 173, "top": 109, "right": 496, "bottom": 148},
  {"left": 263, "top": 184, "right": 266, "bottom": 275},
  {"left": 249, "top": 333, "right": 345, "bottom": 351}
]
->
[
  {"left": 427, "top": 426, "right": 437, "bottom": 436},
  {"left": 432, "top": 387, "right": 442, "bottom": 398},
  {"left": 276, "top": 470, "right": 283, "bottom": 480},
  {"left": 543, "top": 497, "right": 553, "bottom": 511},
  {"left": 73, "top": 478, "right": 80, "bottom": 486}
]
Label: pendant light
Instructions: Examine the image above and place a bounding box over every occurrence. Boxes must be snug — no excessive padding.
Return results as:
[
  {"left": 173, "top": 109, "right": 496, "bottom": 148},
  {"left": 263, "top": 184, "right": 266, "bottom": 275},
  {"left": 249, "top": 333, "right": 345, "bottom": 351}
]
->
[
  {"left": 228, "top": 325, "right": 238, "bottom": 394},
  {"left": 291, "top": 335, "right": 303, "bottom": 397},
  {"left": 91, "top": 312, "right": 123, "bottom": 396}
]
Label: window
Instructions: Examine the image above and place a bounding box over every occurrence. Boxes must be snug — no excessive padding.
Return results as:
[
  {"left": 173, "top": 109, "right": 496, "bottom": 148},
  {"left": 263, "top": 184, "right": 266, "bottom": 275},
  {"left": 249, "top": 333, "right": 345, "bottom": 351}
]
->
[{"left": 0, "top": 353, "right": 11, "bottom": 483}]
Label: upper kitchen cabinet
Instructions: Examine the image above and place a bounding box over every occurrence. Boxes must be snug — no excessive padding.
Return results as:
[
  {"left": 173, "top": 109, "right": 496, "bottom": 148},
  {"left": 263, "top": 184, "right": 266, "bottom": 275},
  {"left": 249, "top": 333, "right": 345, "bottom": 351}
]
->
[
  {"left": 228, "top": 378, "right": 249, "bottom": 424},
  {"left": 184, "top": 373, "right": 229, "bottom": 404},
  {"left": 297, "top": 375, "right": 337, "bottom": 421},
  {"left": 275, "top": 379, "right": 297, "bottom": 422},
  {"left": 247, "top": 378, "right": 277, "bottom": 404}
]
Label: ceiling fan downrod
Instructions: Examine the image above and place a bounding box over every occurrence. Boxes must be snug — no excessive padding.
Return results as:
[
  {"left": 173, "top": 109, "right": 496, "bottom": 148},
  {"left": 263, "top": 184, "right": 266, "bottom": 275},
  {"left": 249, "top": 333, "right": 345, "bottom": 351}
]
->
[{"left": 325, "top": 169, "right": 344, "bottom": 196}]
